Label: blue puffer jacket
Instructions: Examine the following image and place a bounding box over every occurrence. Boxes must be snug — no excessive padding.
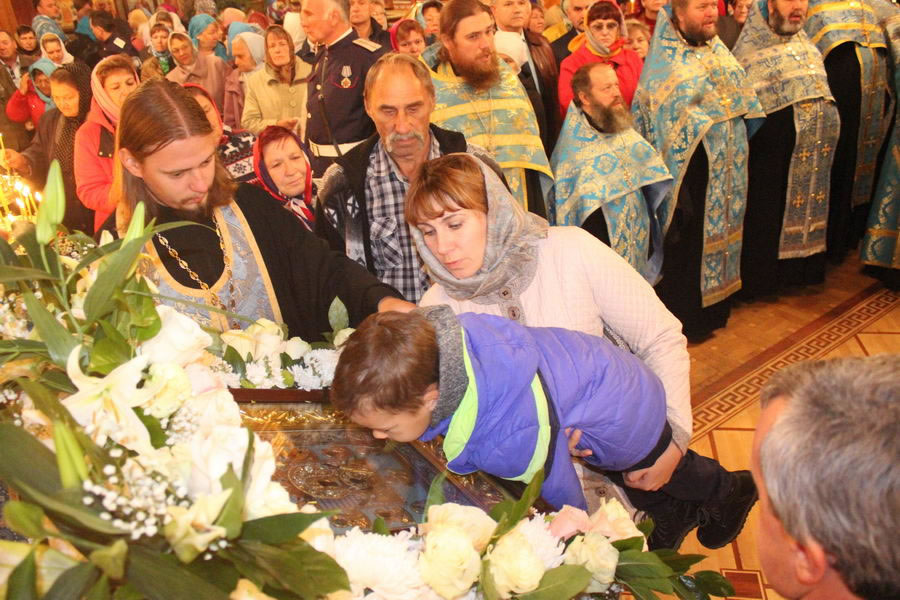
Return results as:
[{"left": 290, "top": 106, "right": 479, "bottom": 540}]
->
[{"left": 420, "top": 312, "right": 666, "bottom": 510}]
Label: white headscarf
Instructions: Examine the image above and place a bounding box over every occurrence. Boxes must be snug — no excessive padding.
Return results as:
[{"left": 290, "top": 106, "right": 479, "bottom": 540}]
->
[
  {"left": 234, "top": 31, "right": 266, "bottom": 73},
  {"left": 493, "top": 31, "right": 529, "bottom": 68},
  {"left": 40, "top": 33, "right": 74, "bottom": 66}
]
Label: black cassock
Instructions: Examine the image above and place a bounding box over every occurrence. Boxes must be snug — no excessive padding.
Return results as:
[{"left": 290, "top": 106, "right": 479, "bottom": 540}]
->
[
  {"left": 151, "top": 184, "right": 401, "bottom": 342},
  {"left": 739, "top": 106, "right": 827, "bottom": 299}
]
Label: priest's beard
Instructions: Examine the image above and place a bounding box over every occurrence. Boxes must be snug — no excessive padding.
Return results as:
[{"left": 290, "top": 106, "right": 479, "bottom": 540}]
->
[
  {"left": 451, "top": 50, "right": 501, "bottom": 91},
  {"left": 674, "top": 18, "right": 717, "bottom": 45},
  {"left": 586, "top": 100, "right": 633, "bottom": 134},
  {"left": 769, "top": 10, "right": 805, "bottom": 35}
]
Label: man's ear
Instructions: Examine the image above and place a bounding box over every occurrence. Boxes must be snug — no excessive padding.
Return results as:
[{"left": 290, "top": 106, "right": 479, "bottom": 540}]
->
[
  {"left": 422, "top": 383, "right": 440, "bottom": 411},
  {"left": 118, "top": 148, "right": 143, "bottom": 178},
  {"left": 792, "top": 536, "right": 829, "bottom": 588},
  {"left": 576, "top": 90, "right": 589, "bottom": 109}
]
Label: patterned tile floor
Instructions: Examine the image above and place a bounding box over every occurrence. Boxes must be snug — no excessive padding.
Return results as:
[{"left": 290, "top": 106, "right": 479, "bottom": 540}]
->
[{"left": 669, "top": 269, "right": 899, "bottom": 600}]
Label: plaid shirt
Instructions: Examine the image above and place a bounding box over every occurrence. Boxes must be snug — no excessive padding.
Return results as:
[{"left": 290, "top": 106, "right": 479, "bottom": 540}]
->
[{"left": 364, "top": 137, "right": 441, "bottom": 303}]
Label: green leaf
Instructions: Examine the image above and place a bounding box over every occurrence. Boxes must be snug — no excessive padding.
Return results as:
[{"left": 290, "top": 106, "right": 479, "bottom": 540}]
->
[
  {"left": 218, "top": 547, "right": 275, "bottom": 590},
  {"left": 0, "top": 234, "right": 21, "bottom": 265},
  {"left": 85, "top": 574, "right": 112, "bottom": 600},
  {"left": 111, "top": 582, "right": 143, "bottom": 600},
  {"left": 652, "top": 549, "right": 706, "bottom": 575},
  {"left": 372, "top": 516, "right": 389, "bottom": 535},
  {"left": 36, "top": 160, "right": 66, "bottom": 244},
  {"left": 424, "top": 471, "right": 447, "bottom": 516},
  {"left": 491, "top": 468, "right": 544, "bottom": 542},
  {"left": 3, "top": 501, "right": 48, "bottom": 540},
  {"left": 122, "top": 202, "right": 146, "bottom": 243},
  {"left": 615, "top": 549, "right": 674, "bottom": 580},
  {"left": 0, "top": 265, "right": 58, "bottom": 283},
  {"left": 488, "top": 499, "right": 514, "bottom": 522},
  {"left": 12, "top": 479, "right": 125, "bottom": 535},
  {"left": 479, "top": 560, "right": 500, "bottom": 600},
  {"left": 216, "top": 467, "right": 244, "bottom": 540},
  {"left": 612, "top": 535, "right": 646, "bottom": 553},
  {"left": 327, "top": 296, "right": 349, "bottom": 333},
  {"left": 183, "top": 557, "right": 241, "bottom": 593},
  {"left": 52, "top": 420, "right": 88, "bottom": 488},
  {"left": 240, "top": 512, "right": 332, "bottom": 545},
  {"left": 623, "top": 580, "right": 662, "bottom": 600},
  {"left": 223, "top": 345, "right": 247, "bottom": 379},
  {"left": 7, "top": 547, "right": 38, "bottom": 600},
  {"left": 693, "top": 570, "right": 735, "bottom": 597},
  {"left": 88, "top": 322, "right": 132, "bottom": 376},
  {"left": 673, "top": 575, "right": 710, "bottom": 600},
  {"left": 14, "top": 224, "right": 60, "bottom": 278},
  {"left": 23, "top": 291, "right": 78, "bottom": 367},
  {"left": 126, "top": 546, "right": 230, "bottom": 600},
  {"left": 233, "top": 539, "right": 349, "bottom": 600},
  {"left": 517, "top": 564, "right": 593, "bottom": 599},
  {"left": 89, "top": 539, "right": 128, "bottom": 580},
  {"left": 637, "top": 517, "right": 655, "bottom": 538},
  {"left": 240, "top": 428, "right": 255, "bottom": 484},
  {"left": 133, "top": 407, "right": 167, "bottom": 449},
  {"left": 83, "top": 234, "right": 152, "bottom": 323},
  {"left": 44, "top": 563, "right": 100, "bottom": 600},
  {"left": 0, "top": 422, "right": 61, "bottom": 497}
]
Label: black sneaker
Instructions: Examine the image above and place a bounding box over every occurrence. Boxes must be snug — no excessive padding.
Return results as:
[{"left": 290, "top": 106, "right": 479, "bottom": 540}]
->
[
  {"left": 696, "top": 470, "right": 758, "bottom": 549},
  {"left": 646, "top": 498, "right": 700, "bottom": 550}
]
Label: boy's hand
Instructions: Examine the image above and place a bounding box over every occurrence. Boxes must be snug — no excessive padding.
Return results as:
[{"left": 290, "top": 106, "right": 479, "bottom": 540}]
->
[
  {"left": 564, "top": 427, "right": 593, "bottom": 458},
  {"left": 623, "top": 441, "right": 682, "bottom": 491}
]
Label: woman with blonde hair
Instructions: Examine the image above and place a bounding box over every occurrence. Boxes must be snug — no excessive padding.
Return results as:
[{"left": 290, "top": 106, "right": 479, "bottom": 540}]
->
[
  {"left": 241, "top": 25, "right": 310, "bottom": 136},
  {"left": 75, "top": 55, "right": 140, "bottom": 231}
]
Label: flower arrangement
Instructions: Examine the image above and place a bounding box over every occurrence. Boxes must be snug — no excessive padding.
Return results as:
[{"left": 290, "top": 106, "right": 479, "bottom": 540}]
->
[
  {"left": 0, "top": 162, "right": 736, "bottom": 600},
  {"left": 214, "top": 314, "right": 353, "bottom": 391}
]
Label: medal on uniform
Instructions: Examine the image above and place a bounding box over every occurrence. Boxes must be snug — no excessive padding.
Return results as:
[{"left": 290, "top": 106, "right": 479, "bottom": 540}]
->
[{"left": 341, "top": 65, "right": 352, "bottom": 88}]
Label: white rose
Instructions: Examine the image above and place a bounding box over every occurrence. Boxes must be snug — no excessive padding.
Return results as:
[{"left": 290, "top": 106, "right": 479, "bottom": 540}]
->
[
  {"left": 332, "top": 328, "right": 355, "bottom": 348},
  {"left": 589, "top": 498, "right": 647, "bottom": 548},
  {"left": 230, "top": 579, "right": 278, "bottom": 600},
  {"left": 181, "top": 388, "right": 242, "bottom": 438},
  {"left": 487, "top": 530, "right": 544, "bottom": 599},
  {"left": 185, "top": 424, "right": 249, "bottom": 498},
  {"left": 140, "top": 306, "right": 213, "bottom": 367},
  {"left": 563, "top": 532, "right": 619, "bottom": 593},
  {"left": 419, "top": 525, "right": 481, "bottom": 600},
  {"left": 284, "top": 337, "right": 311, "bottom": 360},
  {"left": 245, "top": 319, "right": 285, "bottom": 340},
  {"left": 141, "top": 362, "right": 191, "bottom": 419},
  {"left": 423, "top": 503, "right": 496, "bottom": 552},
  {"left": 220, "top": 329, "right": 256, "bottom": 360}
]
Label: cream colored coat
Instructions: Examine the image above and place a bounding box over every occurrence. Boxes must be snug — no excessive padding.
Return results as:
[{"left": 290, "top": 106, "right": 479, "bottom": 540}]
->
[{"left": 241, "top": 58, "right": 311, "bottom": 138}]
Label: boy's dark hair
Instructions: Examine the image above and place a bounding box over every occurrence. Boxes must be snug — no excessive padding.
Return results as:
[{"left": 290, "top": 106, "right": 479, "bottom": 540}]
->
[
  {"left": 16, "top": 25, "right": 35, "bottom": 37},
  {"left": 331, "top": 311, "right": 439, "bottom": 417},
  {"left": 90, "top": 10, "right": 116, "bottom": 32}
]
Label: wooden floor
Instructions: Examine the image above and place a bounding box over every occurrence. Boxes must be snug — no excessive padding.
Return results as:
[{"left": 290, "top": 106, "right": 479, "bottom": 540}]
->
[{"left": 669, "top": 257, "right": 900, "bottom": 600}]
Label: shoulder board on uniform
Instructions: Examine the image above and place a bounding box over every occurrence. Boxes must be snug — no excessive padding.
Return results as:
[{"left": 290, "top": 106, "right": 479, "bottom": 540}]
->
[
  {"left": 113, "top": 37, "right": 126, "bottom": 49},
  {"left": 353, "top": 38, "right": 382, "bottom": 52}
]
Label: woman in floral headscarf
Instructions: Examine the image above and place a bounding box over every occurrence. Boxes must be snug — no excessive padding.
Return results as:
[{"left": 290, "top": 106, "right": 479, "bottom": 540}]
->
[
  {"left": 557, "top": 0, "right": 643, "bottom": 114},
  {"left": 252, "top": 125, "right": 315, "bottom": 230}
]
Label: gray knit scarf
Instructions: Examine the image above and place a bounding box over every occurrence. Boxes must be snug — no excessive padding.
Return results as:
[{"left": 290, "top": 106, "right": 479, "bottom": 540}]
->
[{"left": 411, "top": 154, "right": 548, "bottom": 316}]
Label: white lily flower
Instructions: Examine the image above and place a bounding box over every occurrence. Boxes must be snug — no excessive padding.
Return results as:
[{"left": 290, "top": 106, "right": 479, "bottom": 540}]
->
[
  {"left": 62, "top": 346, "right": 153, "bottom": 455},
  {"left": 164, "top": 489, "right": 232, "bottom": 563}
]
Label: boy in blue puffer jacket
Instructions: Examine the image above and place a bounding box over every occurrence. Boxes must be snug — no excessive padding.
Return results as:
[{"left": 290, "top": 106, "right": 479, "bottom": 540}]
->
[{"left": 331, "top": 305, "right": 756, "bottom": 550}]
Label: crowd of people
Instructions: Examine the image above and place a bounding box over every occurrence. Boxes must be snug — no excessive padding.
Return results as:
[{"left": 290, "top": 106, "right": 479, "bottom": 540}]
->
[{"left": 0, "top": 0, "right": 898, "bottom": 591}]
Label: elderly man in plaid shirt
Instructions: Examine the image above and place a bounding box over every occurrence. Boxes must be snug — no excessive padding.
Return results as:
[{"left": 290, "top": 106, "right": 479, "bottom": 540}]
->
[{"left": 316, "top": 53, "right": 504, "bottom": 303}]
